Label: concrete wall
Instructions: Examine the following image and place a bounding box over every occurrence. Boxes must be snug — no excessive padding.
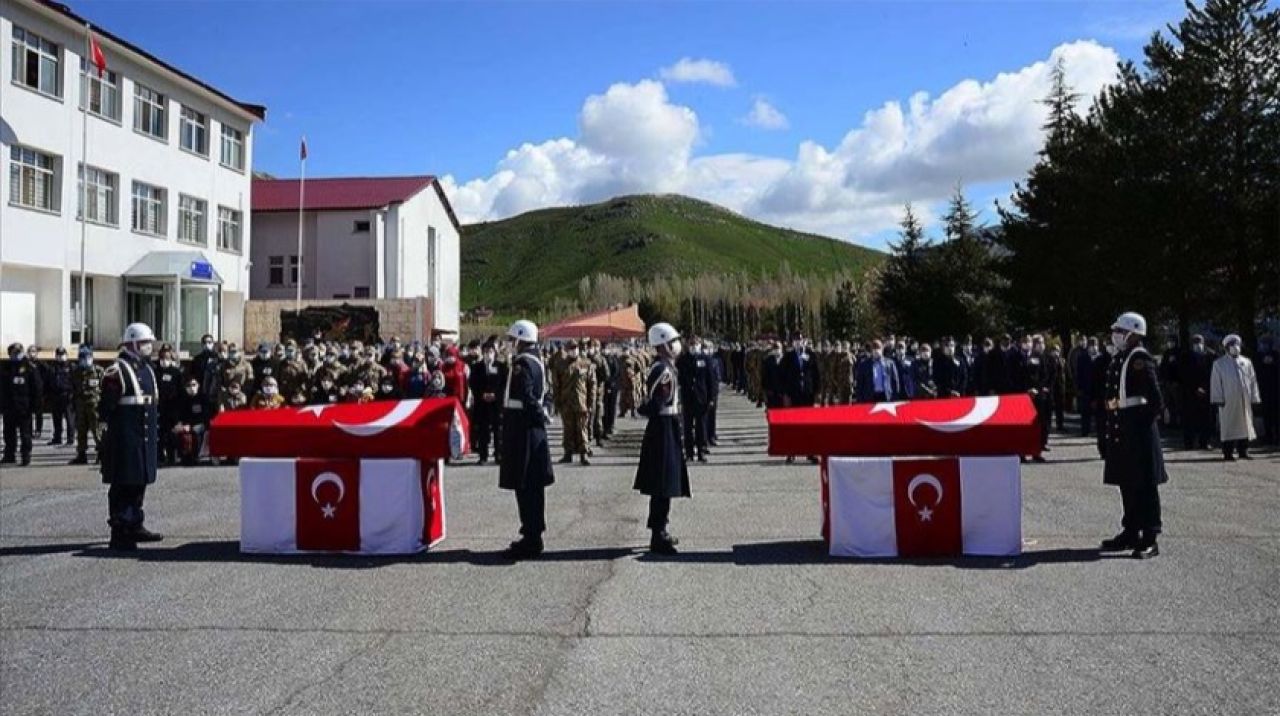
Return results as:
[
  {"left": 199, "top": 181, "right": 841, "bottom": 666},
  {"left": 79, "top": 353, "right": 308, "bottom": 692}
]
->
[
  {"left": 242, "top": 297, "right": 434, "bottom": 347},
  {"left": 249, "top": 209, "right": 379, "bottom": 300}
]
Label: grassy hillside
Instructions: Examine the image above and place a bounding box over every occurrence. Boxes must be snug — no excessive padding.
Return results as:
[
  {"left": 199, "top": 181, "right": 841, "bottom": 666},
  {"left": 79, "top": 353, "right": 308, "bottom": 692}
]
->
[{"left": 461, "top": 194, "right": 884, "bottom": 310}]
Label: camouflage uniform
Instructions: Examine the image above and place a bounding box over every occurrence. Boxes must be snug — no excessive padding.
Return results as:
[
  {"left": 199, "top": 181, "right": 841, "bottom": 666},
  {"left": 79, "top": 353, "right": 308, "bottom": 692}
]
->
[
  {"left": 589, "top": 341, "right": 609, "bottom": 445},
  {"left": 70, "top": 355, "right": 104, "bottom": 463},
  {"left": 555, "top": 348, "right": 596, "bottom": 460},
  {"left": 217, "top": 354, "right": 254, "bottom": 411}
]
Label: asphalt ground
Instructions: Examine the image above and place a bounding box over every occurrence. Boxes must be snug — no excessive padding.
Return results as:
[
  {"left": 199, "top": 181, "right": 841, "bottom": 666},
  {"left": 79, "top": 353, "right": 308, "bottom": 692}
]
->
[{"left": 2, "top": 393, "right": 1278, "bottom": 715}]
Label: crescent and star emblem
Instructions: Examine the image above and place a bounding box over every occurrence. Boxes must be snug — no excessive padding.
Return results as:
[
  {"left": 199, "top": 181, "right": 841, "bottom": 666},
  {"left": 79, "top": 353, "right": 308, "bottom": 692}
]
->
[
  {"left": 869, "top": 396, "right": 1000, "bottom": 434},
  {"left": 332, "top": 399, "right": 422, "bottom": 437},
  {"left": 310, "top": 471, "right": 346, "bottom": 519},
  {"left": 907, "top": 473, "right": 944, "bottom": 522}
]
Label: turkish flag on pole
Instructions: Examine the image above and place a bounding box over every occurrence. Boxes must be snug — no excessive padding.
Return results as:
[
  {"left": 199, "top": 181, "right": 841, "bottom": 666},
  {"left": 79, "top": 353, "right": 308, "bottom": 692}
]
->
[
  {"left": 300, "top": 136, "right": 308, "bottom": 160},
  {"left": 827, "top": 456, "right": 1021, "bottom": 557},
  {"left": 88, "top": 31, "right": 107, "bottom": 77}
]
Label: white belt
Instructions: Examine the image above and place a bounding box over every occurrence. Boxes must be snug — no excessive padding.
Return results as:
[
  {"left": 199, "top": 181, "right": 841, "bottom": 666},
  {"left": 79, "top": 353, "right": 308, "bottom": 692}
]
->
[
  {"left": 505, "top": 400, "right": 525, "bottom": 409},
  {"left": 658, "top": 406, "right": 680, "bottom": 416},
  {"left": 1119, "top": 396, "right": 1147, "bottom": 408},
  {"left": 119, "top": 396, "right": 154, "bottom": 406}
]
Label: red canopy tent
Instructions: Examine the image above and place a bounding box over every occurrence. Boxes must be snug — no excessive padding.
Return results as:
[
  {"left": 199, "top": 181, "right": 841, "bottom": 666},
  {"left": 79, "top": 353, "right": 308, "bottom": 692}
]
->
[{"left": 541, "top": 304, "right": 646, "bottom": 341}]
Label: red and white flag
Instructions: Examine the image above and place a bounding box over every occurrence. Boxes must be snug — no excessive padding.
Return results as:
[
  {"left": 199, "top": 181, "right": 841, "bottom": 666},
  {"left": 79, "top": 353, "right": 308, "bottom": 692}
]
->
[
  {"left": 826, "top": 456, "right": 1021, "bottom": 558},
  {"left": 88, "top": 31, "right": 107, "bottom": 77},
  {"left": 239, "top": 457, "right": 446, "bottom": 554}
]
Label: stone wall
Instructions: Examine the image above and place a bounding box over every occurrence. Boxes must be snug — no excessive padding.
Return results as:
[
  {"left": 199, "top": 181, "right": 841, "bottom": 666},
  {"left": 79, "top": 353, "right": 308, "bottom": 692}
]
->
[{"left": 243, "top": 297, "right": 435, "bottom": 347}]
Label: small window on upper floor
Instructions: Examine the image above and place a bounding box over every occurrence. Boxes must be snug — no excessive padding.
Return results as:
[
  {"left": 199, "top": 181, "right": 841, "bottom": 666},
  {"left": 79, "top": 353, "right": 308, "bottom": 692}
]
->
[{"left": 353, "top": 220, "right": 371, "bottom": 233}]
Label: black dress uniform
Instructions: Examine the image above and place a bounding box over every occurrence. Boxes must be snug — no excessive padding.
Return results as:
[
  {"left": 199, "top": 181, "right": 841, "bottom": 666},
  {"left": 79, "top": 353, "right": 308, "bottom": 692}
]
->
[
  {"left": 677, "top": 349, "right": 715, "bottom": 462},
  {"left": 934, "top": 352, "right": 966, "bottom": 398},
  {"left": 46, "top": 356, "right": 74, "bottom": 445},
  {"left": 1, "top": 351, "right": 43, "bottom": 465},
  {"left": 99, "top": 350, "right": 161, "bottom": 548},
  {"left": 499, "top": 348, "right": 554, "bottom": 556},
  {"left": 155, "top": 359, "right": 185, "bottom": 465},
  {"left": 1101, "top": 345, "right": 1168, "bottom": 556},
  {"left": 634, "top": 356, "right": 690, "bottom": 553},
  {"left": 468, "top": 354, "right": 507, "bottom": 464}
]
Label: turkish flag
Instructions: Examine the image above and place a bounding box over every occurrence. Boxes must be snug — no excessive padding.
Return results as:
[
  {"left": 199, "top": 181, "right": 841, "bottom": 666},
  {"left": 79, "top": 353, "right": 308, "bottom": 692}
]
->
[
  {"left": 826, "top": 456, "right": 1021, "bottom": 558},
  {"left": 421, "top": 459, "right": 446, "bottom": 547},
  {"left": 295, "top": 459, "right": 360, "bottom": 551},
  {"left": 891, "top": 458, "right": 962, "bottom": 557},
  {"left": 89, "top": 32, "right": 107, "bottom": 77}
]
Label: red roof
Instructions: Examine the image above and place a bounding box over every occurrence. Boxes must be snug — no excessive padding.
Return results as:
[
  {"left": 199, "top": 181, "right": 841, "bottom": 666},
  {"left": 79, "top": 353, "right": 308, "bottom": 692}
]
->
[
  {"left": 252, "top": 176, "right": 461, "bottom": 230},
  {"left": 542, "top": 304, "right": 646, "bottom": 341}
]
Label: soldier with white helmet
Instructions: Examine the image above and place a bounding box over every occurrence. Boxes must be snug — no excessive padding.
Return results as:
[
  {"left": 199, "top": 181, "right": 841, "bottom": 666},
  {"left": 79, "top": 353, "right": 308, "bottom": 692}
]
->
[
  {"left": 499, "top": 319, "right": 555, "bottom": 559},
  {"left": 98, "top": 323, "right": 164, "bottom": 550},
  {"left": 1099, "top": 311, "right": 1167, "bottom": 559},
  {"left": 633, "top": 322, "right": 691, "bottom": 555}
]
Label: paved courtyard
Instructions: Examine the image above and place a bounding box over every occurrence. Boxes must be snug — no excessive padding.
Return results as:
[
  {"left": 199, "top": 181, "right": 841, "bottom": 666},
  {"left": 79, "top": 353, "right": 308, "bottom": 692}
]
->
[{"left": 2, "top": 393, "right": 1278, "bottom": 715}]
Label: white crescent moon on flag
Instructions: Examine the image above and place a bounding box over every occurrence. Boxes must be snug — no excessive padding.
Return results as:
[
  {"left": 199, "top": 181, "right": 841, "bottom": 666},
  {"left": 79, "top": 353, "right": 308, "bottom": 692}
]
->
[
  {"left": 310, "top": 472, "right": 346, "bottom": 504},
  {"left": 917, "top": 396, "right": 999, "bottom": 433},
  {"left": 907, "top": 474, "right": 943, "bottom": 507},
  {"left": 333, "top": 399, "right": 422, "bottom": 437}
]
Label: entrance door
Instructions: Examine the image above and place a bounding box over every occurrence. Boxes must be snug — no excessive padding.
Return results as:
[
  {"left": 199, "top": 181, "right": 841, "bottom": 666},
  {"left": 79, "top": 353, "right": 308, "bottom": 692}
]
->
[{"left": 126, "top": 283, "right": 165, "bottom": 339}]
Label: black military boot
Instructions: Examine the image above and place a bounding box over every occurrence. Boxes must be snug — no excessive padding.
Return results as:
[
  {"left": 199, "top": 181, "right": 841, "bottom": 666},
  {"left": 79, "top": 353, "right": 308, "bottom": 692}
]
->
[
  {"left": 19, "top": 454, "right": 30, "bottom": 466},
  {"left": 1100, "top": 531, "right": 1138, "bottom": 551},
  {"left": 579, "top": 455, "right": 591, "bottom": 466},
  {"left": 650, "top": 530, "right": 678, "bottom": 555},
  {"left": 132, "top": 526, "right": 164, "bottom": 543},
  {"left": 1, "top": 455, "right": 15, "bottom": 465},
  {"left": 1132, "top": 536, "right": 1159, "bottom": 559},
  {"left": 108, "top": 531, "right": 137, "bottom": 551},
  {"left": 504, "top": 537, "right": 543, "bottom": 560},
  {"left": 69, "top": 453, "right": 88, "bottom": 465},
  {"left": 558, "top": 454, "right": 574, "bottom": 464}
]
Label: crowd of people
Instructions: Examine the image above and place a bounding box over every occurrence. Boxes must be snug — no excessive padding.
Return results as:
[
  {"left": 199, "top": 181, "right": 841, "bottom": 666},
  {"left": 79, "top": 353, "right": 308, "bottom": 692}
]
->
[{"left": 1, "top": 325, "right": 1276, "bottom": 470}]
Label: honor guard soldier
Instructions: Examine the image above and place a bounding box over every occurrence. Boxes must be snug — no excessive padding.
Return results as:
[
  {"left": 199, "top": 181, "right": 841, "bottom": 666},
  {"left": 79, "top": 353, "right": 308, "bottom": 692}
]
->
[
  {"left": 634, "top": 323, "right": 690, "bottom": 555},
  {"left": 500, "top": 320, "right": 555, "bottom": 559},
  {"left": 2, "top": 342, "right": 43, "bottom": 465},
  {"left": 69, "top": 345, "right": 105, "bottom": 465},
  {"left": 99, "top": 323, "right": 163, "bottom": 550},
  {"left": 1100, "top": 312, "right": 1167, "bottom": 559}
]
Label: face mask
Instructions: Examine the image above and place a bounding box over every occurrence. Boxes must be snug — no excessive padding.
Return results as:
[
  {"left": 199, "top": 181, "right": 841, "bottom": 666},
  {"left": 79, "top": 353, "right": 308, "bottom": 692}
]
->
[
  {"left": 445, "top": 357, "right": 456, "bottom": 365},
  {"left": 80, "top": 357, "right": 91, "bottom": 367},
  {"left": 1227, "top": 345, "right": 1241, "bottom": 357},
  {"left": 567, "top": 350, "right": 579, "bottom": 360},
  {"left": 484, "top": 351, "right": 495, "bottom": 362},
  {"left": 186, "top": 387, "right": 198, "bottom": 396},
  {"left": 203, "top": 341, "right": 214, "bottom": 352},
  {"left": 381, "top": 384, "right": 394, "bottom": 393},
  {"left": 160, "top": 358, "right": 173, "bottom": 368},
  {"left": 1192, "top": 344, "right": 1204, "bottom": 354},
  {"left": 139, "top": 343, "right": 154, "bottom": 358},
  {"left": 258, "top": 350, "right": 269, "bottom": 359},
  {"left": 919, "top": 351, "right": 932, "bottom": 361},
  {"left": 1111, "top": 332, "right": 1128, "bottom": 351},
  {"left": 669, "top": 340, "right": 683, "bottom": 357},
  {"left": 263, "top": 387, "right": 278, "bottom": 396},
  {"left": 229, "top": 352, "right": 241, "bottom": 363},
  {"left": 321, "top": 380, "right": 333, "bottom": 390},
  {"left": 351, "top": 385, "right": 364, "bottom": 395},
  {"left": 218, "top": 352, "right": 228, "bottom": 361},
  {"left": 871, "top": 349, "right": 883, "bottom": 359},
  {"left": 1088, "top": 347, "right": 1099, "bottom": 357},
  {"left": 326, "top": 355, "right": 337, "bottom": 364},
  {"left": 1021, "top": 343, "right": 1032, "bottom": 353},
  {"left": 285, "top": 349, "right": 296, "bottom": 360},
  {"left": 943, "top": 346, "right": 954, "bottom": 357}
]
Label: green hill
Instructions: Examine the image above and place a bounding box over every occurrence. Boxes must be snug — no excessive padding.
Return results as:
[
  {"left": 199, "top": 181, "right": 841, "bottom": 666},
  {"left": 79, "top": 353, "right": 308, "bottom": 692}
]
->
[{"left": 461, "top": 194, "right": 884, "bottom": 310}]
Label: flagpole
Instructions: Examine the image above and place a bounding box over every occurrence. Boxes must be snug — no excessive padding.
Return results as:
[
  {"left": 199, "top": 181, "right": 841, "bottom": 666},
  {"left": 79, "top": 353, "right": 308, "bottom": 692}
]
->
[
  {"left": 295, "top": 138, "right": 305, "bottom": 314},
  {"left": 78, "top": 24, "right": 90, "bottom": 346}
]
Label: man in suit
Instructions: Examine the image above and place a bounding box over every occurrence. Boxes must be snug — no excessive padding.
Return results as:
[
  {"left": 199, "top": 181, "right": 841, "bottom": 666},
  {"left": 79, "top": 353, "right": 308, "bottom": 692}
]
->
[
  {"left": 855, "top": 340, "right": 900, "bottom": 403},
  {"left": 780, "top": 332, "right": 821, "bottom": 464}
]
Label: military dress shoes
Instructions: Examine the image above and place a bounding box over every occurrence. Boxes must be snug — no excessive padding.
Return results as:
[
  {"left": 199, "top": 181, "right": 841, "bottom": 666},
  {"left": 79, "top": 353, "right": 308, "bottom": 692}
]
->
[
  {"left": 558, "top": 455, "right": 574, "bottom": 464},
  {"left": 1100, "top": 531, "right": 1139, "bottom": 552},
  {"left": 650, "top": 531, "right": 678, "bottom": 555},
  {"left": 579, "top": 456, "right": 591, "bottom": 466},
  {"left": 504, "top": 538, "right": 544, "bottom": 560},
  {"left": 0, "top": 456, "right": 15, "bottom": 464},
  {"left": 132, "top": 526, "right": 164, "bottom": 543},
  {"left": 68, "top": 454, "right": 88, "bottom": 465},
  {"left": 1132, "top": 540, "right": 1159, "bottom": 559},
  {"left": 108, "top": 534, "right": 137, "bottom": 551},
  {"left": 19, "top": 455, "right": 30, "bottom": 466}
]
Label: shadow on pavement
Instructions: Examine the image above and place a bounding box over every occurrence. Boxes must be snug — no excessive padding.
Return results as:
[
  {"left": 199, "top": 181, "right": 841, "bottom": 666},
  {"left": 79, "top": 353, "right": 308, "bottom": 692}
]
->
[
  {"left": 0, "top": 541, "right": 104, "bottom": 557},
  {"left": 639, "top": 540, "right": 1114, "bottom": 569}
]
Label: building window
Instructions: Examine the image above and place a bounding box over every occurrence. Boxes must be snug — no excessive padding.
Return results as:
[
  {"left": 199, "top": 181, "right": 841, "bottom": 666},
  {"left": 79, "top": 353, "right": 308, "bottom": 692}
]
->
[
  {"left": 70, "top": 276, "right": 95, "bottom": 345},
  {"left": 133, "top": 84, "right": 167, "bottom": 140},
  {"left": 289, "top": 255, "right": 300, "bottom": 285},
  {"left": 427, "top": 225, "right": 438, "bottom": 294},
  {"left": 78, "top": 164, "right": 118, "bottom": 225},
  {"left": 131, "top": 181, "right": 166, "bottom": 236},
  {"left": 79, "top": 60, "right": 120, "bottom": 121},
  {"left": 9, "top": 146, "right": 59, "bottom": 212},
  {"left": 268, "top": 256, "right": 284, "bottom": 286},
  {"left": 353, "top": 286, "right": 370, "bottom": 298},
  {"left": 178, "top": 194, "right": 207, "bottom": 244},
  {"left": 11, "top": 26, "right": 60, "bottom": 98},
  {"left": 353, "top": 220, "right": 370, "bottom": 233},
  {"left": 217, "top": 206, "right": 242, "bottom": 253},
  {"left": 220, "top": 125, "right": 245, "bottom": 171},
  {"left": 179, "top": 106, "right": 208, "bottom": 155}
]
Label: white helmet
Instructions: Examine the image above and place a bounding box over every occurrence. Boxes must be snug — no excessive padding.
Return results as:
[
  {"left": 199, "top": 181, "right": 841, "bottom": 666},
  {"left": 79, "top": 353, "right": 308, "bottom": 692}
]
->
[
  {"left": 121, "top": 323, "right": 156, "bottom": 344},
  {"left": 508, "top": 319, "right": 538, "bottom": 343},
  {"left": 1110, "top": 311, "right": 1147, "bottom": 337},
  {"left": 648, "top": 322, "right": 680, "bottom": 347}
]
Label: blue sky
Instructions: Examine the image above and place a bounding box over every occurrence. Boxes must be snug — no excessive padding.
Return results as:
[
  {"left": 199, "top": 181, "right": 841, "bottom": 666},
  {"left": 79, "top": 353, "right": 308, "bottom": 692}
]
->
[{"left": 79, "top": 0, "right": 1186, "bottom": 245}]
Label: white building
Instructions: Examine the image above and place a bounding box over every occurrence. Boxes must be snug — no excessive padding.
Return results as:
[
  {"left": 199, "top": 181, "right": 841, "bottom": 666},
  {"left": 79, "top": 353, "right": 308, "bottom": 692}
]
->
[
  {"left": 0, "top": 0, "right": 264, "bottom": 353},
  {"left": 251, "top": 176, "right": 461, "bottom": 334}
]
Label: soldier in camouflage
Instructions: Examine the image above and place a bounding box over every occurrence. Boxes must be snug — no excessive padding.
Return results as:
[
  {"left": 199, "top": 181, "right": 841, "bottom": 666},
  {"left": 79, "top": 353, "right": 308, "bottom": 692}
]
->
[{"left": 69, "top": 345, "right": 104, "bottom": 465}]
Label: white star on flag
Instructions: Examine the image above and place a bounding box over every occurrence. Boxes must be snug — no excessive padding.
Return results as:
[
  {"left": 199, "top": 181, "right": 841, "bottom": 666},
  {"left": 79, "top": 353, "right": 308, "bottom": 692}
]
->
[
  {"left": 869, "top": 401, "right": 906, "bottom": 416},
  {"left": 299, "top": 404, "right": 332, "bottom": 417},
  {"left": 321, "top": 503, "right": 336, "bottom": 519},
  {"left": 918, "top": 506, "right": 933, "bottom": 522}
]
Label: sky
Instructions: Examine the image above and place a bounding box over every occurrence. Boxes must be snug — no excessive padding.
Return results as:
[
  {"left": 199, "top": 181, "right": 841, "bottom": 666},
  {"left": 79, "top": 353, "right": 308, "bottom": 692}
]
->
[{"left": 77, "top": 0, "right": 1188, "bottom": 247}]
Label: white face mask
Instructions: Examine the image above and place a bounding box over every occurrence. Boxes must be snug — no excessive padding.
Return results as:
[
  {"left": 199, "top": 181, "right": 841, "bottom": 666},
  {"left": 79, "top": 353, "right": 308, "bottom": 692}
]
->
[
  {"left": 919, "top": 351, "right": 932, "bottom": 361},
  {"left": 185, "top": 386, "right": 198, "bottom": 396},
  {"left": 139, "top": 343, "right": 154, "bottom": 358},
  {"left": 1111, "top": 331, "right": 1128, "bottom": 351},
  {"left": 1227, "top": 345, "right": 1241, "bottom": 357},
  {"left": 668, "top": 340, "right": 683, "bottom": 357},
  {"left": 263, "top": 386, "right": 278, "bottom": 396}
]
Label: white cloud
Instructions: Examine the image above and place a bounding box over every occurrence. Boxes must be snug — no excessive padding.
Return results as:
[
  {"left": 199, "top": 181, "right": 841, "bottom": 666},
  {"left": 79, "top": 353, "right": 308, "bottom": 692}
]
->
[
  {"left": 658, "top": 57, "right": 737, "bottom": 87},
  {"left": 443, "top": 40, "right": 1121, "bottom": 243},
  {"left": 742, "top": 97, "right": 790, "bottom": 130}
]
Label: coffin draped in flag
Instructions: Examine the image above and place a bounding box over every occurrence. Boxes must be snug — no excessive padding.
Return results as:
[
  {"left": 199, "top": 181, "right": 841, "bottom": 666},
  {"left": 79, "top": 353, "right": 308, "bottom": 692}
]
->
[
  {"left": 209, "top": 398, "right": 468, "bottom": 462},
  {"left": 768, "top": 395, "right": 1040, "bottom": 457},
  {"left": 825, "top": 456, "right": 1021, "bottom": 557},
  {"left": 240, "top": 457, "right": 446, "bottom": 554}
]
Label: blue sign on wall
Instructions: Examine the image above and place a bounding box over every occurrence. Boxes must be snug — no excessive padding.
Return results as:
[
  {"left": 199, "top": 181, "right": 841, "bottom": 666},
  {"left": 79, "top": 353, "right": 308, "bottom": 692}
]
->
[{"left": 190, "top": 261, "right": 214, "bottom": 280}]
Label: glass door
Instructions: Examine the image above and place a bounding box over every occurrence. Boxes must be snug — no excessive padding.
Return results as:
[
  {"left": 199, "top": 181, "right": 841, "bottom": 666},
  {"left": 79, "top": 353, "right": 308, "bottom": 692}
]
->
[{"left": 126, "top": 283, "right": 165, "bottom": 340}]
